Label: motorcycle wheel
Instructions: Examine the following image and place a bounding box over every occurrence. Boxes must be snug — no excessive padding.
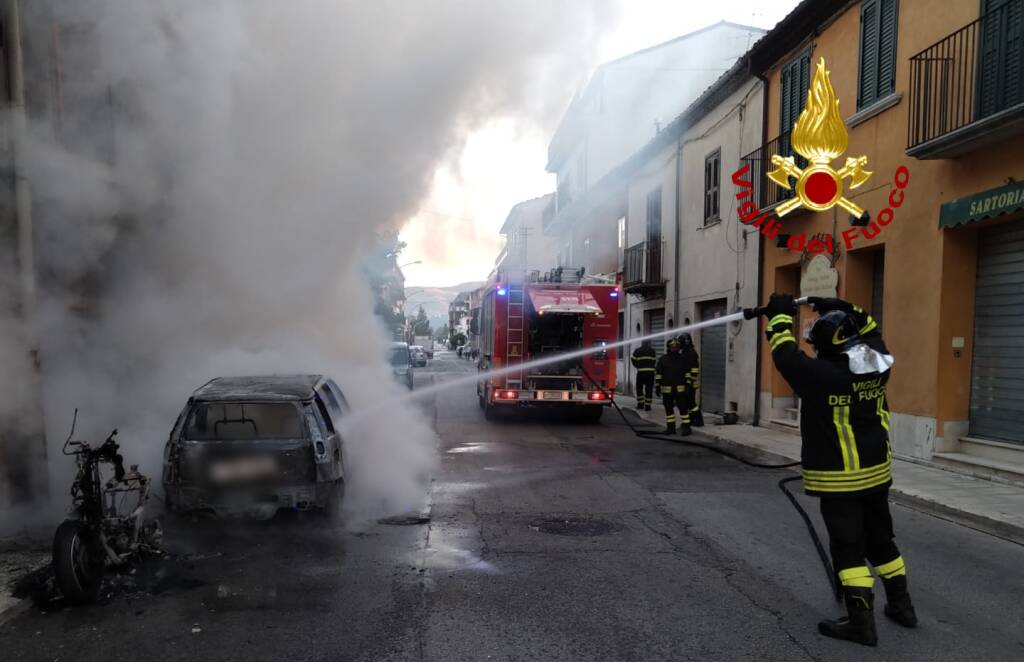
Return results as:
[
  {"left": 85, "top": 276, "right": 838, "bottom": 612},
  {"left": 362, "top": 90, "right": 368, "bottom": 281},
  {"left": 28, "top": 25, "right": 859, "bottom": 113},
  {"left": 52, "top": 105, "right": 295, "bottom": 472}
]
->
[{"left": 53, "top": 520, "right": 105, "bottom": 604}]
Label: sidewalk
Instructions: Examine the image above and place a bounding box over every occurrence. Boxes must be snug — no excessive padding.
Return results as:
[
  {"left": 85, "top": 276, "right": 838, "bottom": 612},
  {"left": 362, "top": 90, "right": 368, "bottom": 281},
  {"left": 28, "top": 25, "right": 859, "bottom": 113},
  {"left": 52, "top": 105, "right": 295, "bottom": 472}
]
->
[
  {"left": 0, "top": 530, "right": 50, "bottom": 625},
  {"left": 615, "top": 393, "right": 1024, "bottom": 546}
]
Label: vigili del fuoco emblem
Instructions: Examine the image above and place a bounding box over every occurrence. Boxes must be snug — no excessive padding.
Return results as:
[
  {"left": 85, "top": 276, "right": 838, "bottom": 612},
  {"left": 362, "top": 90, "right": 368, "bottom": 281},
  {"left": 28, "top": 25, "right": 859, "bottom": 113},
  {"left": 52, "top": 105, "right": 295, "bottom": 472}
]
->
[{"left": 768, "top": 57, "right": 872, "bottom": 217}]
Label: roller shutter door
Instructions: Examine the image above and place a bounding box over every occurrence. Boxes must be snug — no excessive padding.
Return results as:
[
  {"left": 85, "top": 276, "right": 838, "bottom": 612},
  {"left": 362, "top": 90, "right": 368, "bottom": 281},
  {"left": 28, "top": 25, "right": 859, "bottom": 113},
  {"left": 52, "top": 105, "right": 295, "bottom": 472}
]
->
[
  {"left": 699, "top": 300, "right": 728, "bottom": 413},
  {"left": 647, "top": 309, "right": 666, "bottom": 357},
  {"left": 970, "top": 222, "right": 1024, "bottom": 444}
]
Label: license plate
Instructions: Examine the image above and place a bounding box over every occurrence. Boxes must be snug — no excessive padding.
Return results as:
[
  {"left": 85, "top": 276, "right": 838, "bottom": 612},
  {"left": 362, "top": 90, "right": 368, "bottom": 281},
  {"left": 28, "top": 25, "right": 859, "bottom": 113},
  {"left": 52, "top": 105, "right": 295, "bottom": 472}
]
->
[
  {"left": 542, "top": 391, "right": 564, "bottom": 401},
  {"left": 210, "top": 456, "right": 278, "bottom": 483}
]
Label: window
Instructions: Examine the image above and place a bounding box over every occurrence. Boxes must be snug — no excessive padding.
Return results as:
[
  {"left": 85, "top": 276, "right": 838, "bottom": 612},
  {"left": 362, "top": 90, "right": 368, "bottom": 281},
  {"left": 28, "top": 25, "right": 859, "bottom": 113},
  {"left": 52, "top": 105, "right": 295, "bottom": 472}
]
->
[
  {"left": 704, "top": 149, "right": 721, "bottom": 224},
  {"left": 646, "top": 187, "right": 662, "bottom": 243},
  {"left": 780, "top": 50, "right": 811, "bottom": 138},
  {"left": 314, "top": 394, "right": 335, "bottom": 434},
  {"left": 185, "top": 403, "right": 303, "bottom": 441},
  {"left": 617, "top": 216, "right": 626, "bottom": 250},
  {"left": 779, "top": 50, "right": 811, "bottom": 201},
  {"left": 857, "top": 0, "right": 899, "bottom": 110}
]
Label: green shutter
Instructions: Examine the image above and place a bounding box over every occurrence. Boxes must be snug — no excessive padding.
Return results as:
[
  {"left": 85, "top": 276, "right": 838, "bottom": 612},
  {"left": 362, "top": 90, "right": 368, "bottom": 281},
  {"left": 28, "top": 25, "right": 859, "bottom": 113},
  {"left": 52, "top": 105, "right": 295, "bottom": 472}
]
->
[
  {"left": 877, "top": 0, "right": 898, "bottom": 99},
  {"left": 859, "top": 0, "right": 898, "bottom": 110},
  {"left": 978, "top": 0, "right": 1024, "bottom": 118},
  {"left": 859, "top": 0, "right": 879, "bottom": 108}
]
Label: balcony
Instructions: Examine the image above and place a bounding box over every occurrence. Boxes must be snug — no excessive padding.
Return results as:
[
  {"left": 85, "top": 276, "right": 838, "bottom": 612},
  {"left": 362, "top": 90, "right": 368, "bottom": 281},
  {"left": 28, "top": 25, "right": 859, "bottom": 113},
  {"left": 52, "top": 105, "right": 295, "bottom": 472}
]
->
[
  {"left": 907, "top": 0, "right": 1024, "bottom": 158},
  {"left": 739, "top": 131, "right": 804, "bottom": 210},
  {"left": 622, "top": 241, "right": 665, "bottom": 296}
]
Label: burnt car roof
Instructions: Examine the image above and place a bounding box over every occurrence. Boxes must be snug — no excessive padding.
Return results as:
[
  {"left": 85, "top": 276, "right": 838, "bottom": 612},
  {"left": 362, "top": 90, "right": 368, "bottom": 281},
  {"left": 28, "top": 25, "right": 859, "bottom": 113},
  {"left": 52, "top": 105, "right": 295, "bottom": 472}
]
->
[{"left": 190, "top": 375, "right": 324, "bottom": 402}]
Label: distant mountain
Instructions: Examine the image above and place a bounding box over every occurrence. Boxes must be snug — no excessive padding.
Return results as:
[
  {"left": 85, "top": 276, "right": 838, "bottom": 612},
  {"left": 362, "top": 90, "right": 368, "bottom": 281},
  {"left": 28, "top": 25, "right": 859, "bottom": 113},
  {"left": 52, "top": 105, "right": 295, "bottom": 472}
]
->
[{"left": 404, "top": 281, "right": 484, "bottom": 331}]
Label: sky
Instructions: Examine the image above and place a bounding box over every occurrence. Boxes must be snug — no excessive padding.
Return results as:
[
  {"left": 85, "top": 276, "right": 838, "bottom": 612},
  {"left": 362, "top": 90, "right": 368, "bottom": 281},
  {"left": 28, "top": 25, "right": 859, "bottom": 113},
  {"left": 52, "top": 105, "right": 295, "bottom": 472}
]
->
[{"left": 400, "top": 0, "right": 800, "bottom": 288}]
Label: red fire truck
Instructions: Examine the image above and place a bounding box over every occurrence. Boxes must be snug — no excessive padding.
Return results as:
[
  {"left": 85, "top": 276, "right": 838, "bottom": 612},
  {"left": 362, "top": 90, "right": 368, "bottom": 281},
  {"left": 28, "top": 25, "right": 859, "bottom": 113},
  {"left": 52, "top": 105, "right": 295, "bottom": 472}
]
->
[{"left": 476, "top": 271, "right": 620, "bottom": 422}]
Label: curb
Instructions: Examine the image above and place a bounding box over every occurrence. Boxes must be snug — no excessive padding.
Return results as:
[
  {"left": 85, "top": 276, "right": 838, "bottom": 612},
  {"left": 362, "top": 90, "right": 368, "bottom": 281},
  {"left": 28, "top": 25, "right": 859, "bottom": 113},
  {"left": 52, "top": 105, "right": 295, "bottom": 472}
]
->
[
  {"left": 0, "top": 593, "right": 32, "bottom": 627},
  {"left": 632, "top": 412, "right": 1024, "bottom": 547},
  {"left": 888, "top": 489, "right": 1024, "bottom": 547}
]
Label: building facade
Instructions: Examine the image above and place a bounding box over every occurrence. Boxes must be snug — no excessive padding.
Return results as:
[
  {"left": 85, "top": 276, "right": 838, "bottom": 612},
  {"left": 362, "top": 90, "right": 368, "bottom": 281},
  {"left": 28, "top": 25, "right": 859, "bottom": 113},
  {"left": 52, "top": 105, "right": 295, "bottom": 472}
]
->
[
  {"left": 544, "top": 21, "right": 767, "bottom": 279},
  {"left": 745, "top": 0, "right": 1024, "bottom": 477},
  {"left": 614, "top": 61, "right": 765, "bottom": 420},
  {"left": 492, "top": 193, "right": 557, "bottom": 281}
]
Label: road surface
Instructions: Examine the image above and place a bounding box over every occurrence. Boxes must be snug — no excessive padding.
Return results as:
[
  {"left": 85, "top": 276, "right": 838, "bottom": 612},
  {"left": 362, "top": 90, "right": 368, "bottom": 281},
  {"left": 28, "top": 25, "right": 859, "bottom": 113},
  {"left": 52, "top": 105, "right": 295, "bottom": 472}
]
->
[{"left": 3, "top": 352, "right": 1022, "bottom": 661}]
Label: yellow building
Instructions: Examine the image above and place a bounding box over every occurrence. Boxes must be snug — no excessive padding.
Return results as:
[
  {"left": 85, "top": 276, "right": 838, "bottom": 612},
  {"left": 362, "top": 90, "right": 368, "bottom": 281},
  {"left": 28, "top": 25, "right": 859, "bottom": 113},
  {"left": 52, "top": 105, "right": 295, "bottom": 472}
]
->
[{"left": 745, "top": 0, "right": 1024, "bottom": 478}]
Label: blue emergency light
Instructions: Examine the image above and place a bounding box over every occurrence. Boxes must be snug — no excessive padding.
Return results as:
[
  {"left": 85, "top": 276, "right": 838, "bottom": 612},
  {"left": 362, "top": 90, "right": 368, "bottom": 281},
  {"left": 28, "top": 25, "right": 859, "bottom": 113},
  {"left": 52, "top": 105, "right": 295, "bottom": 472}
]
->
[{"left": 497, "top": 286, "right": 508, "bottom": 296}]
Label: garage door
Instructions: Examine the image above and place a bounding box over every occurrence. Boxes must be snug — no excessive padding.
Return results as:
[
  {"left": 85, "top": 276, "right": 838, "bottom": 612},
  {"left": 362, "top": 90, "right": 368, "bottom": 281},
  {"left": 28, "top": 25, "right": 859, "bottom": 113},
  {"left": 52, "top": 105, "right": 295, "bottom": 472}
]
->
[
  {"left": 970, "top": 223, "right": 1024, "bottom": 444},
  {"left": 699, "top": 300, "right": 728, "bottom": 414}
]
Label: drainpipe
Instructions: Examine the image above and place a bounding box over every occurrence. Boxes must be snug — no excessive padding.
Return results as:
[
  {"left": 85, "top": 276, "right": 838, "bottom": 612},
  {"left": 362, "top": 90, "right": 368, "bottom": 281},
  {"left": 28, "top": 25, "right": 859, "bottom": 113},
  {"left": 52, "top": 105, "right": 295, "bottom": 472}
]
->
[
  {"left": 5, "top": 0, "right": 49, "bottom": 502},
  {"left": 673, "top": 133, "right": 683, "bottom": 325},
  {"left": 752, "top": 70, "right": 769, "bottom": 428}
]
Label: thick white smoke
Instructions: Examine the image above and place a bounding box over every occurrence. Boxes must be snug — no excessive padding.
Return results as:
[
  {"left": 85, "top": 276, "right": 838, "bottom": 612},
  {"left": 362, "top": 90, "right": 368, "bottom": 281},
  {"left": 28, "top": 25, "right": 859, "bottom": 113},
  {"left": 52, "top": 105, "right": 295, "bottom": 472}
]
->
[{"left": 11, "top": 0, "right": 614, "bottom": 527}]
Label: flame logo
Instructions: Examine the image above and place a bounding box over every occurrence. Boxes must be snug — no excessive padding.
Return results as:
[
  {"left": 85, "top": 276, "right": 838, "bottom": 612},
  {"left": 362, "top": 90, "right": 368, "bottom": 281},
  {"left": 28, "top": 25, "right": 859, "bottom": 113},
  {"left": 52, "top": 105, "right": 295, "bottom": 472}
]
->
[
  {"left": 767, "top": 57, "right": 872, "bottom": 217},
  {"left": 792, "top": 59, "right": 848, "bottom": 163}
]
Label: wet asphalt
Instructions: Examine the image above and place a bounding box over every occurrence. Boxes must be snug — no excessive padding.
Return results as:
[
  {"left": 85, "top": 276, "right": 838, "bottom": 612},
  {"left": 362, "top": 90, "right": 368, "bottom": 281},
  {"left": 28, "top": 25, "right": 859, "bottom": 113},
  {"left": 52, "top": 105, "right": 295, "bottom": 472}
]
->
[{"left": 3, "top": 352, "right": 1023, "bottom": 661}]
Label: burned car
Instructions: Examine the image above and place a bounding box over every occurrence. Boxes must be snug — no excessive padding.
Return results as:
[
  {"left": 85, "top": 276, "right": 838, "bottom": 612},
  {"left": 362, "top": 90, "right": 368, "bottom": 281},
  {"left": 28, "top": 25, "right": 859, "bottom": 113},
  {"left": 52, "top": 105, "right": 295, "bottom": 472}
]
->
[{"left": 162, "top": 375, "right": 349, "bottom": 519}]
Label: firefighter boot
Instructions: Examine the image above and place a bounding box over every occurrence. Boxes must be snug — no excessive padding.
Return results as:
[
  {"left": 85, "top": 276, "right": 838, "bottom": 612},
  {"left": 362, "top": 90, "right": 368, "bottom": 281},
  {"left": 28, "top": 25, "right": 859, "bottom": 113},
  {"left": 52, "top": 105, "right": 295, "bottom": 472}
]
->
[
  {"left": 818, "top": 587, "right": 878, "bottom": 647},
  {"left": 881, "top": 576, "right": 918, "bottom": 627},
  {"left": 678, "top": 424, "right": 692, "bottom": 437}
]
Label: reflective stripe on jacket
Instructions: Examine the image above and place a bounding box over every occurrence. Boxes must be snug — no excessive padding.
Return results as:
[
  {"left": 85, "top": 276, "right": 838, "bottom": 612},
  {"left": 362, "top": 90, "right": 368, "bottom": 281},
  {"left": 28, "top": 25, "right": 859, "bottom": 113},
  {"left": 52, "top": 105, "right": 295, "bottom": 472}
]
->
[{"left": 766, "top": 308, "right": 893, "bottom": 498}]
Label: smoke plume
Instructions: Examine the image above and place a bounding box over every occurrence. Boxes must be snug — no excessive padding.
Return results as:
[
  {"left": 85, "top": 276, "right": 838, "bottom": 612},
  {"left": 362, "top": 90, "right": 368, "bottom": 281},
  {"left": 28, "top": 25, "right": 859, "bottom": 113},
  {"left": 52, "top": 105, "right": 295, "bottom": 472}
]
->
[{"left": 7, "top": 0, "right": 613, "bottom": 527}]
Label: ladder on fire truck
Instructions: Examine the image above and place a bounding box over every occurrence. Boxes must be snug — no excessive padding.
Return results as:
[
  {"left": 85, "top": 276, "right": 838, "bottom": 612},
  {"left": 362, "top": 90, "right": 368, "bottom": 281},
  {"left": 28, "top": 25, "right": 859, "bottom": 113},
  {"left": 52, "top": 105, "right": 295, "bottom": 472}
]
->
[{"left": 505, "top": 275, "right": 525, "bottom": 389}]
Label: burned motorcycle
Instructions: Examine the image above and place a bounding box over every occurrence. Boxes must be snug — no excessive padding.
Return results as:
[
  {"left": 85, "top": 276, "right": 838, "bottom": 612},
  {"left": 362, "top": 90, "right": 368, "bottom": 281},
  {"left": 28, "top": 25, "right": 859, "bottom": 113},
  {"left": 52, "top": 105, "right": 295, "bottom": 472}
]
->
[{"left": 53, "top": 411, "right": 162, "bottom": 603}]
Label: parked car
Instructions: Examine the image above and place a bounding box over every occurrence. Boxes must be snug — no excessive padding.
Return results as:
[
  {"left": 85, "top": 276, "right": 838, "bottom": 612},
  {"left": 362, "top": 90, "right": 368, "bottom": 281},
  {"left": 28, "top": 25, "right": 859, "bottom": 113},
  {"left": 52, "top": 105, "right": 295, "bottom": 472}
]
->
[
  {"left": 410, "top": 345, "right": 428, "bottom": 367},
  {"left": 162, "top": 375, "right": 348, "bottom": 520},
  {"left": 390, "top": 341, "right": 414, "bottom": 390}
]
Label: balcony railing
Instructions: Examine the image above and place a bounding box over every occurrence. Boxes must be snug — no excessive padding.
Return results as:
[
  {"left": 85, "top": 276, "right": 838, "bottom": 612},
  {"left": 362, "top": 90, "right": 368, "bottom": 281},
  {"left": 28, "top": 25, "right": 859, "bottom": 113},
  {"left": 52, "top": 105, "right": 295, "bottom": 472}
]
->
[
  {"left": 623, "top": 241, "right": 664, "bottom": 294},
  {"left": 908, "top": 0, "right": 1024, "bottom": 156},
  {"left": 739, "top": 131, "right": 803, "bottom": 210}
]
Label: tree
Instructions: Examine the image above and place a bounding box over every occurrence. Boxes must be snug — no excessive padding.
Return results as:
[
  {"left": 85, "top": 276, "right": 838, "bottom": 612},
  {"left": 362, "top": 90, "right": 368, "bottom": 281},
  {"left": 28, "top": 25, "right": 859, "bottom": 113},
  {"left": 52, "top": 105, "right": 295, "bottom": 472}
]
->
[{"left": 413, "top": 305, "right": 431, "bottom": 335}]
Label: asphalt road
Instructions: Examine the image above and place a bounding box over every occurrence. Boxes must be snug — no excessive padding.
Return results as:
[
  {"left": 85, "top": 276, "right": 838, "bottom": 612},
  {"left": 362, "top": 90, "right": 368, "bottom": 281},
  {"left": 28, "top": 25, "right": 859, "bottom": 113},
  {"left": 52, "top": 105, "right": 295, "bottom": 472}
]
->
[{"left": 3, "top": 352, "right": 1023, "bottom": 661}]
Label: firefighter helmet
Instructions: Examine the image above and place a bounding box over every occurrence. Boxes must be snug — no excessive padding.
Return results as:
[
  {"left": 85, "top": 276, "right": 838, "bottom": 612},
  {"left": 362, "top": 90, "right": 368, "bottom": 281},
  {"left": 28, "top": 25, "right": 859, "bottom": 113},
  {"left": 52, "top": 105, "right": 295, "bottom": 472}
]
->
[
  {"left": 677, "top": 332, "right": 693, "bottom": 349},
  {"left": 667, "top": 338, "right": 681, "bottom": 352},
  {"left": 807, "top": 310, "right": 861, "bottom": 356}
]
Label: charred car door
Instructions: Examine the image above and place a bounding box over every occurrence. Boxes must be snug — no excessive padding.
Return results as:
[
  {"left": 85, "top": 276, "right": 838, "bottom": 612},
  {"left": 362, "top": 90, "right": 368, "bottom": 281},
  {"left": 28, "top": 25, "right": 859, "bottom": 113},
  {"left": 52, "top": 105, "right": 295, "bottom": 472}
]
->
[{"left": 307, "top": 393, "right": 343, "bottom": 483}]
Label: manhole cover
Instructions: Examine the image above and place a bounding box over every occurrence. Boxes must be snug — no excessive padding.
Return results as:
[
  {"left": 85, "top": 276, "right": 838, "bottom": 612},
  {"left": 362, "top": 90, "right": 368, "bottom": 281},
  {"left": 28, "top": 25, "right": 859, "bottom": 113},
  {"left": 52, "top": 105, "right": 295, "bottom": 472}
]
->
[
  {"left": 529, "top": 516, "right": 622, "bottom": 537},
  {"left": 378, "top": 515, "right": 431, "bottom": 526}
]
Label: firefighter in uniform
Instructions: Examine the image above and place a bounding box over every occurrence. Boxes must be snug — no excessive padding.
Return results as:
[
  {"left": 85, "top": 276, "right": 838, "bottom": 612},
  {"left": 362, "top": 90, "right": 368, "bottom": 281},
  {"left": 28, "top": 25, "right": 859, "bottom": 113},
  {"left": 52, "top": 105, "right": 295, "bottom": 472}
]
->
[
  {"left": 758, "top": 293, "right": 916, "bottom": 647},
  {"left": 678, "top": 333, "right": 703, "bottom": 427},
  {"left": 631, "top": 340, "right": 657, "bottom": 411},
  {"left": 655, "top": 339, "right": 692, "bottom": 436}
]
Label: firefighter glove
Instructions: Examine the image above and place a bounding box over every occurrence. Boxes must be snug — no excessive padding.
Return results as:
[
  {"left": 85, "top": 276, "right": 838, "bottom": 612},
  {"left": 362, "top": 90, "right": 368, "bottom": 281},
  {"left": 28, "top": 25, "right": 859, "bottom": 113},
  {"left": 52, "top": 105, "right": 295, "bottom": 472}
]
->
[
  {"left": 764, "top": 293, "right": 797, "bottom": 319},
  {"left": 807, "top": 297, "right": 854, "bottom": 314}
]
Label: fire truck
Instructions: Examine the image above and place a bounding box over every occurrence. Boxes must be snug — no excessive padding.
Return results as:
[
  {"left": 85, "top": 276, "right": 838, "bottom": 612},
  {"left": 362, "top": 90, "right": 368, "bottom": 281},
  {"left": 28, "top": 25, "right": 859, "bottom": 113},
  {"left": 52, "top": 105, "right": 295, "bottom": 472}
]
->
[{"left": 476, "top": 269, "right": 620, "bottom": 422}]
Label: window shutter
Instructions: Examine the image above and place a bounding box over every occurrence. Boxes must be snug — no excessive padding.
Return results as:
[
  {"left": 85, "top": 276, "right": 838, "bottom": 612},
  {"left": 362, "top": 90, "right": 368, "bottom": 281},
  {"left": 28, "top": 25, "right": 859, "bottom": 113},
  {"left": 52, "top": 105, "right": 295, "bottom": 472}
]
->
[
  {"left": 859, "top": 0, "right": 879, "bottom": 108},
  {"left": 1004, "top": 0, "right": 1024, "bottom": 109},
  {"left": 877, "top": 0, "right": 898, "bottom": 99},
  {"left": 979, "top": 0, "right": 1010, "bottom": 117}
]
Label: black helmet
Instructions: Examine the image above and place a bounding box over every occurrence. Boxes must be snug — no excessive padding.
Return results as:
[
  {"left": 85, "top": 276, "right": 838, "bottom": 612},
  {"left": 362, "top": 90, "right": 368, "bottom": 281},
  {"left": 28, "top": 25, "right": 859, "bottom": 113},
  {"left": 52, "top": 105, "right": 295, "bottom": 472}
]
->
[
  {"left": 807, "top": 310, "right": 861, "bottom": 356},
  {"left": 667, "top": 338, "right": 681, "bottom": 352},
  {"left": 677, "top": 333, "right": 693, "bottom": 349}
]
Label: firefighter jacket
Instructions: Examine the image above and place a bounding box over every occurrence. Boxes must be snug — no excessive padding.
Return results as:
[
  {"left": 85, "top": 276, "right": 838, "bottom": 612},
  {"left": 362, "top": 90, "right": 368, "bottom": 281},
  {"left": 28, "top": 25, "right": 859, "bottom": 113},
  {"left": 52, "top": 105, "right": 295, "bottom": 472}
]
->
[
  {"left": 766, "top": 307, "right": 893, "bottom": 498},
  {"left": 682, "top": 347, "right": 700, "bottom": 389},
  {"left": 631, "top": 345, "right": 657, "bottom": 375},
  {"left": 655, "top": 351, "right": 695, "bottom": 393}
]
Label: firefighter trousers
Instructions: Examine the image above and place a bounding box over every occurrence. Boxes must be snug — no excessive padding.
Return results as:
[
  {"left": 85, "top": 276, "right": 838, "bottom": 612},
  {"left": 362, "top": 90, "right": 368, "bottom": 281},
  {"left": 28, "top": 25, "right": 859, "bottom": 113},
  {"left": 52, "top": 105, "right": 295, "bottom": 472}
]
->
[
  {"left": 819, "top": 490, "right": 907, "bottom": 590},
  {"left": 635, "top": 373, "right": 655, "bottom": 408},
  {"left": 661, "top": 386, "right": 690, "bottom": 426}
]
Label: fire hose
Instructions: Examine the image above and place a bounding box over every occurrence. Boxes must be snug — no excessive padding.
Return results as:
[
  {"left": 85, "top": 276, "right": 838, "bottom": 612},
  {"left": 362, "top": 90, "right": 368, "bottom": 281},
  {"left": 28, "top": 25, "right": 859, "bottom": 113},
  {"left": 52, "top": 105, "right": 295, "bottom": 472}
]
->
[{"left": 580, "top": 297, "right": 843, "bottom": 602}]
